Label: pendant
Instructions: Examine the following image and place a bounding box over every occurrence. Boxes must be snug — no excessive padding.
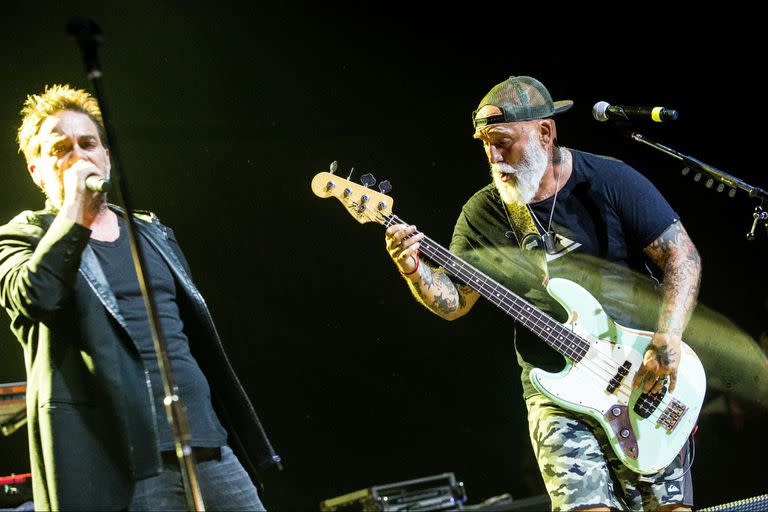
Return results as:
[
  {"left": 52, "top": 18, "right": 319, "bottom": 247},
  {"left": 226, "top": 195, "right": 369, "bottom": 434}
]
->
[{"left": 541, "top": 231, "right": 557, "bottom": 254}]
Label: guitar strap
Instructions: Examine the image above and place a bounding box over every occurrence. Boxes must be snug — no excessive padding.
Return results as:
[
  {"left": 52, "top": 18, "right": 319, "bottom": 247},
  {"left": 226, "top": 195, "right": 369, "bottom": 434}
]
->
[{"left": 501, "top": 199, "right": 551, "bottom": 286}]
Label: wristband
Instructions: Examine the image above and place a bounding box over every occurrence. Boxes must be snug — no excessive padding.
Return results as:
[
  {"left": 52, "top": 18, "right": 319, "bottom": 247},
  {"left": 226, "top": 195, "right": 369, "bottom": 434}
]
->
[{"left": 400, "top": 253, "right": 420, "bottom": 276}]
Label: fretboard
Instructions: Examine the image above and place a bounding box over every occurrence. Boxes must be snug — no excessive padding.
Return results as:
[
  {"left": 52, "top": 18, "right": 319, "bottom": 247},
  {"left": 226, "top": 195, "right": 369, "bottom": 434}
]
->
[{"left": 386, "top": 215, "right": 588, "bottom": 362}]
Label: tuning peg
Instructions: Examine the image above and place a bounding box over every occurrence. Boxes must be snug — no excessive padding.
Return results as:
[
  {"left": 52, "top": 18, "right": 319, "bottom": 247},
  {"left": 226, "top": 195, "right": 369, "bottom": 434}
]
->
[
  {"left": 329, "top": 161, "right": 338, "bottom": 174},
  {"left": 378, "top": 180, "right": 392, "bottom": 194},
  {"left": 346, "top": 167, "right": 355, "bottom": 180},
  {"left": 360, "top": 173, "right": 376, "bottom": 187}
]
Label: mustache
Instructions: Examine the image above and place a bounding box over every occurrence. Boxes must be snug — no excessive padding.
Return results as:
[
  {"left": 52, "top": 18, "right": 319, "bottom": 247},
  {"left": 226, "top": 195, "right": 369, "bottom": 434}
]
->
[{"left": 491, "top": 162, "right": 515, "bottom": 175}]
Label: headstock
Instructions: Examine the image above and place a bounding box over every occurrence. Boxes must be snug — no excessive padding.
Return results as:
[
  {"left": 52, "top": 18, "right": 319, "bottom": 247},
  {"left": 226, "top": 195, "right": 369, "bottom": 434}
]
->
[{"left": 311, "top": 162, "right": 394, "bottom": 225}]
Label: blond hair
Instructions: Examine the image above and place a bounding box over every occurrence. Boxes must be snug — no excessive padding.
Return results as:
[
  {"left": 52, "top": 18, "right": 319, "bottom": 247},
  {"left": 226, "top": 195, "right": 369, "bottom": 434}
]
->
[{"left": 17, "top": 84, "right": 106, "bottom": 163}]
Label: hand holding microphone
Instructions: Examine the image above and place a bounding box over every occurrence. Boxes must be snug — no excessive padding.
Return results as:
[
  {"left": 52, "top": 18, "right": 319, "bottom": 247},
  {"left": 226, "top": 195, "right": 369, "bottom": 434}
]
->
[
  {"left": 65, "top": 158, "right": 110, "bottom": 195},
  {"left": 59, "top": 158, "right": 111, "bottom": 227}
]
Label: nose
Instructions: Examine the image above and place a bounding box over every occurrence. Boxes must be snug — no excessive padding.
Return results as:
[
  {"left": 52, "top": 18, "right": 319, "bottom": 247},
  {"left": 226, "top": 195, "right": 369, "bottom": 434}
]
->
[
  {"left": 71, "top": 143, "right": 90, "bottom": 161},
  {"left": 487, "top": 144, "right": 504, "bottom": 164},
  {"left": 62, "top": 154, "right": 78, "bottom": 170},
  {"left": 62, "top": 147, "right": 87, "bottom": 170}
]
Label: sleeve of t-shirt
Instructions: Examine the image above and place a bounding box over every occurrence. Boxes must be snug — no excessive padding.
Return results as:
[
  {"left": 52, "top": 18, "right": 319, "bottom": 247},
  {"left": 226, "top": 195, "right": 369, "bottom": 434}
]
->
[{"left": 602, "top": 158, "right": 679, "bottom": 248}]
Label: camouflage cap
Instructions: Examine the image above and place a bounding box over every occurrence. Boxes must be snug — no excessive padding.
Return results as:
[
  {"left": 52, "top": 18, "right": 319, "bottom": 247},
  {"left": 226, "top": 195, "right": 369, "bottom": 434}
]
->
[{"left": 472, "top": 75, "right": 573, "bottom": 129}]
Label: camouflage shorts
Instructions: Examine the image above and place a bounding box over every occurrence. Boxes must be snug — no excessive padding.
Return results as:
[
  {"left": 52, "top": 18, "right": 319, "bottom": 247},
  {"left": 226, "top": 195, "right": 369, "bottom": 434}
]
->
[{"left": 525, "top": 393, "right": 693, "bottom": 511}]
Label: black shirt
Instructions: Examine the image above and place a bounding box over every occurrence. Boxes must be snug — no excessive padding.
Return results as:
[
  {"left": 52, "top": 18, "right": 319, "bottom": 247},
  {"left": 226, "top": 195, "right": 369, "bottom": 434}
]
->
[
  {"left": 450, "top": 149, "right": 679, "bottom": 398},
  {"left": 89, "top": 215, "right": 228, "bottom": 451}
]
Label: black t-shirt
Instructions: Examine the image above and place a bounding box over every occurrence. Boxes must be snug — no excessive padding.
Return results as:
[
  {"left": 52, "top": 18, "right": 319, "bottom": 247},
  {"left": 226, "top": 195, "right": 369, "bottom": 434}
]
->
[
  {"left": 89, "top": 215, "right": 228, "bottom": 453},
  {"left": 449, "top": 149, "right": 679, "bottom": 398}
]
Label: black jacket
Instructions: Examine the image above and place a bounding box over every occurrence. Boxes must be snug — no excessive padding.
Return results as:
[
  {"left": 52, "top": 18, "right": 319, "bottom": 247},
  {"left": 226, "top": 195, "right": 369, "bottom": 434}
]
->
[{"left": 0, "top": 205, "right": 280, "bottom": 510}]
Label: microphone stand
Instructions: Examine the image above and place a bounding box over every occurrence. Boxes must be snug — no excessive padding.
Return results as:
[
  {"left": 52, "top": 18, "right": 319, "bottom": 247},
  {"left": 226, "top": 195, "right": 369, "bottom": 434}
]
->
[
  {"left": 66, "top": 18, "right": 205, "bottom": 511},
  {"left": 628, "top": 131, "right": 768, "bottom": 241}
]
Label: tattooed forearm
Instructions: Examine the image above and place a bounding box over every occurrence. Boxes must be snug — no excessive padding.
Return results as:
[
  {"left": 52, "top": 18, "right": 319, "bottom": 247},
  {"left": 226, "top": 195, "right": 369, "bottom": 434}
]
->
[
  {"left": 404, "top": 263, "right": 479, "bottom": 320},
  {"left": 414, "top": 267, "right": 461, "bottom": 315},
  {"left": 635, "top": 224, "right": 695, "bottom": 391},
  {"left": 644, "top": 222, "right": 702, "bottom": 335},
  {"left": 433, "top": 289, "right": 460, "bottom": 314},
  {"left": 418, "top": 260, "right": 435, "bottom": 290}
]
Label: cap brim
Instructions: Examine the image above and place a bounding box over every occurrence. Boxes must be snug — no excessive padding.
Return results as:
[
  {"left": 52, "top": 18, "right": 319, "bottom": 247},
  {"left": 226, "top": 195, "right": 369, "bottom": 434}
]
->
[{"left": 553, "top": 100, "right": 574, "bottom": 115}]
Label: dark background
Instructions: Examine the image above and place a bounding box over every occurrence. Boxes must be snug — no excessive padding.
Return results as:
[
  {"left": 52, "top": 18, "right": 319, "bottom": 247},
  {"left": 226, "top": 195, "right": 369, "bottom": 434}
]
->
[{"left": 1, "top": 2, "right": 766, "bottom": 510}]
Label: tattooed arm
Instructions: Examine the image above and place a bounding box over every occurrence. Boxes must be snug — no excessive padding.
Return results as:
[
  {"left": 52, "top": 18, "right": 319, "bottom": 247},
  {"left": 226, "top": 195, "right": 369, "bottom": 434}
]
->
[
  {"left": 633, "top": 221, "right": 702, "bottom": 393},
  {"left": 385, "top": 223, "right": 480, "bottom": 320},
  {"left": 404, "top": 262, "right": 481, "bottom": 320}
]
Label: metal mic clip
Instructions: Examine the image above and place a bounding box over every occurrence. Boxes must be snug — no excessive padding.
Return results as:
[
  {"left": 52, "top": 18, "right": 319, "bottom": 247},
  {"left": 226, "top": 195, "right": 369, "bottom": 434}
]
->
[{"left": 746, "top": 205, "right": 768, "bottom": 241}]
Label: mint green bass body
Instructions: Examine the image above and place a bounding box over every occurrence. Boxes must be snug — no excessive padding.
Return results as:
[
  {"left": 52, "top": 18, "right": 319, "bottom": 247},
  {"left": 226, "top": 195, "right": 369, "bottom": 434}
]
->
[{"left": 530, "top": 278, "right": 706, "bottom": 475}]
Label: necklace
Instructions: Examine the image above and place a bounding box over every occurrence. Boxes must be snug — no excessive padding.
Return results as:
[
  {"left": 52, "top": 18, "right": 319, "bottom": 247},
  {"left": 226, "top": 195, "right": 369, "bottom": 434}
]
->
[{"left": 527, "top": 149, "right": 564, "bottom": 254}]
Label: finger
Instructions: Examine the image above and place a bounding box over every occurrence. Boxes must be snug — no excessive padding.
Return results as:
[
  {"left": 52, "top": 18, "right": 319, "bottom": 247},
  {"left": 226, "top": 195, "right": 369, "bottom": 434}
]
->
[
  {"left": 393, "top": 225, "right": 417, "bottom": 242},
  {"left": 668, "top": 372, "right": 677, "bottom": 393},
  {"left": 386, "top": 228, "right": 408, "bottom": 251},
  {"left": 650, "top": 377, "right": 665, "bottom": 395},
  {"left": 66, "top": 159, "right": 100, "bottom": 179},
  {"left": 643, "top": 376, "right": 656, "bottom": 394},
  {"left": 400, "top": 232, "right": 425, "bottom": 250},
  {"left": 389, "top": 226, "right": 416, "bottom": 249},
  {"left": 632, "top": 367, "right": 647, "bottom": 390},
  {"left": 385, "top": 224, "right": 408, "bottom": 238},
  {"left": 67, "top": 159, "right": 92, "bottom": 172},
  {"left": 643, "top": 347, "right": 658, "bottom": 365},
  {"left": 400, "top": 225, "right": 418, "bottom": 241},
  {"left": 401, "top": 242, "right": 421, "bottom": 259}
]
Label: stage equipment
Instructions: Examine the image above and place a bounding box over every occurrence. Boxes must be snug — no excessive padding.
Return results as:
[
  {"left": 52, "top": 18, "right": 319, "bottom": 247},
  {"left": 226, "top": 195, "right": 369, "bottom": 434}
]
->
[
  {"left": 0, "top": 382, "right": 26, "bottom": 437},
  {"left": 592, "top": 101, "right": 678, "bottom": 123},
  {"left": 319, "top": 473, "right": 466, "bottom": 512},
  {"left": 0, "top": 473, "right": 33, "bottom": 509},
  {"left": 65, "top": 17, "right": 204, "bottom": 510},
  {"left": 628, "top": 131, "right": 768, "bottom": 240},
  {"left": 593, "top": 116, "right": 768, "bottom": 240},
  {"left": 699, "top": 494, "right": 768, "bottom": 511},
  {"left": 460, "top": 493, "right": 550, "bottom": 511}
]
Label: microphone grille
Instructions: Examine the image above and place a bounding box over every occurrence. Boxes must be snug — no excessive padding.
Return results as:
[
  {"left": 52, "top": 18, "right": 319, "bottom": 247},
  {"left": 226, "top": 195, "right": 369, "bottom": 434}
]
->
[{"left": 592, "top": 101, "right": 610, "bottom": 122}]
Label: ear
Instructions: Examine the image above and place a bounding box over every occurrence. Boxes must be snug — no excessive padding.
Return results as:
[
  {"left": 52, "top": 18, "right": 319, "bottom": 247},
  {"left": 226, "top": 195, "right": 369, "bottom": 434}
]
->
[
  {"left": 538, "top": 119, "right": 555, "bottom": 145},
  {"left": 105, "top": 147, "right": 111, "bottom": 173},
  {"left": 27, "top": 162, "right": 43, "bottom": 188}
]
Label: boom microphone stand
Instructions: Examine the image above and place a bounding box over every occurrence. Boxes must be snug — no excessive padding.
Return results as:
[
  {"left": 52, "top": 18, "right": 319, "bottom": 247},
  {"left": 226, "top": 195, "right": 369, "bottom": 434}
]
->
[
  {"left": 66, "top": 17, "right": 205, "bottom": 511},
  {"left": 628, "top": 131, "right": 768, "bottom": 241}
]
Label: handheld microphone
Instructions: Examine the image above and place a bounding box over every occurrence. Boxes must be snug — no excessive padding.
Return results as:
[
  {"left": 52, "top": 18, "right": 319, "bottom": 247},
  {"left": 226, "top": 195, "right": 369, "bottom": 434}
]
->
[
  {"left": 592, "top": 101, "right": 678, "bottom": 123},
  {"left": 85, "top": 175, "right": 111, "bottom": 193}
]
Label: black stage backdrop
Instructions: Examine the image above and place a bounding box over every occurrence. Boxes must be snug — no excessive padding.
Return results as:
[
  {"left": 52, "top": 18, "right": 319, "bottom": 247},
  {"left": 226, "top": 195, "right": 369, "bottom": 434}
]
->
[{"left": 1, "top": 3, "right": 766, "bottom": 510}]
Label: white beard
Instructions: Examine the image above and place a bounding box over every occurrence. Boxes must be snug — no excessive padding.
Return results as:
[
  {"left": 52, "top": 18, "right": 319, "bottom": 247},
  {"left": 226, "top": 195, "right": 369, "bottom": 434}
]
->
[{"left": 491, "top": 135, "right": 549, "bottom": 205}]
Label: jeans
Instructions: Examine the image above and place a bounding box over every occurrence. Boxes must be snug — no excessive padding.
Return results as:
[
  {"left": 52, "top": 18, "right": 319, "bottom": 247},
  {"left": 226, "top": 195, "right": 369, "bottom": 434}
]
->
[{"left": 129, "top": 445, "right": 266, "bottom": 511}]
